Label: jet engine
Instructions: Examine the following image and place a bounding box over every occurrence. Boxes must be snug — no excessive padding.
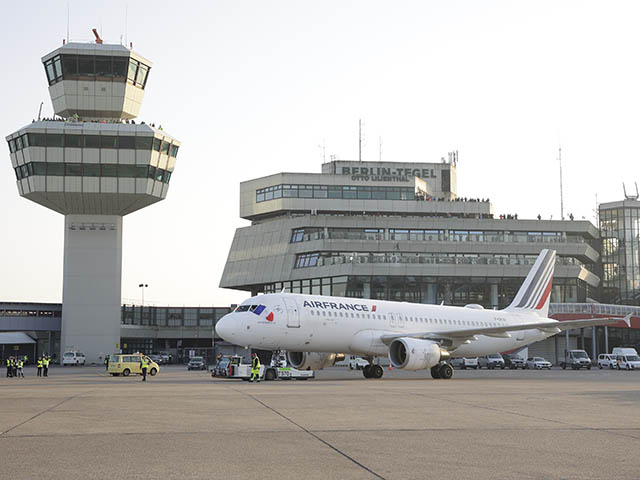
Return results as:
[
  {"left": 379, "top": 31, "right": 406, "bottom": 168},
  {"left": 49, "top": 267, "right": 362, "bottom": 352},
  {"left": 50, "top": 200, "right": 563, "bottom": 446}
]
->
[
  {"left": 286, "top": 352, "right": 345, "bottom": 370},
  {"left": 388, "top": 338, "right": 450, "bottom": 370}
]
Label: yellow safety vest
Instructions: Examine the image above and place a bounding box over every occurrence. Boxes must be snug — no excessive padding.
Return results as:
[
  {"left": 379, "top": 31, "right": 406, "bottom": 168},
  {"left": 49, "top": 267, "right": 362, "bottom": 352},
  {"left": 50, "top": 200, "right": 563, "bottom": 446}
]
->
[
  {"left": 43, "top": 358, "right": 49, "bottom": 367},
  {"left": 141, "top": 359, "right": 149, "bottom": 369},
  {"left": 37, "top": 360, "right": 43, "bottom": 367},
  {"left": 17, "top": 361, "right": 23, "bottom": 368}
]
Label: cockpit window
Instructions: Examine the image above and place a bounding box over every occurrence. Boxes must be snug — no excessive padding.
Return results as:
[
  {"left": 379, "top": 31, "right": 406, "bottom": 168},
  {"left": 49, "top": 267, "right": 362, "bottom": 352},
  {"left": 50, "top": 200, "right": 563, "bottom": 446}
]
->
[
  {"left": 254, "top": 305, "right": 266, "bottom": 315},
  {"left": 235, "top": 305, "right": 250, "bottom": 312},
  {"left": 249, "top": 305, "right": 257, "bottom": 312}
]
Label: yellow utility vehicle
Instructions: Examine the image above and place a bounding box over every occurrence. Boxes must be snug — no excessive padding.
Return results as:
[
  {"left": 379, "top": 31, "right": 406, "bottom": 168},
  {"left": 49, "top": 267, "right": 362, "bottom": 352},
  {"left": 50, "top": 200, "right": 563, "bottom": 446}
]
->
[{"left": 108, "top": 353, "right": 159, "bottom": 377}]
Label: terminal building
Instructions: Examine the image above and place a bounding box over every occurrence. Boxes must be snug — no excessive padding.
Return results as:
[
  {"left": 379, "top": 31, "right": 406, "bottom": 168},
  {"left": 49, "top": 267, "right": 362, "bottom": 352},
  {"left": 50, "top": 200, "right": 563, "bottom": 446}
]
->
[{"left": 219, "top": 157, "right": 639, "bottom": 362}]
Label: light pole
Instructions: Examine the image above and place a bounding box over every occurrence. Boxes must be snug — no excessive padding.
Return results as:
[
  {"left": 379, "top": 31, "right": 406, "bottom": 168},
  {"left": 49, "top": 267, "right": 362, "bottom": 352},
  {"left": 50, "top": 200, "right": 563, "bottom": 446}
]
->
[{"left": 138, "top": 283, "right": 148, "bottom": 307}]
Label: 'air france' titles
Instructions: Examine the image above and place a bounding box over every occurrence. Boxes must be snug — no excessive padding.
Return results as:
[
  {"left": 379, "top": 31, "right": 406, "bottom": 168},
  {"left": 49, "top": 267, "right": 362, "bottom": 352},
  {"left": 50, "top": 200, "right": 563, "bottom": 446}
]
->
[{"left": 303, "top": 300, "right": 369, "bottom": 312}]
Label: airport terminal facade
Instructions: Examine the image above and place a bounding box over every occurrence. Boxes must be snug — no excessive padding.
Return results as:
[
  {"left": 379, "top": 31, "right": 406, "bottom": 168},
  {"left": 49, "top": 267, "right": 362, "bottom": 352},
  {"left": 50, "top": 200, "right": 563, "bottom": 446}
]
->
[{"left": 219, "top": 157, "right": 640, "bottom": 361}]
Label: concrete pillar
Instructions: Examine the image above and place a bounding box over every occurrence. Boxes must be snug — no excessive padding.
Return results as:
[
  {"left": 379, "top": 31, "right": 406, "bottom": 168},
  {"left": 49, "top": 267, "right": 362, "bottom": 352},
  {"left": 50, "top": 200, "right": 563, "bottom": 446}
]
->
[
  {"left": 565, "top": 330, "right": 569, "bottom": 353},
  {"left": 363, "top": 282, "right": 371, "bottom": 299},
  {"left": 604, "top": 326, "right": 609, "bottom": 353},
  {"left": 592, "top": 326, "right": 597, "bottom": 358},
  {"left": 490, "top": 283, "right": 498, "bottom": 309},
  {"left": 61, "top": 214, "right": 122, "bottom": 365}
]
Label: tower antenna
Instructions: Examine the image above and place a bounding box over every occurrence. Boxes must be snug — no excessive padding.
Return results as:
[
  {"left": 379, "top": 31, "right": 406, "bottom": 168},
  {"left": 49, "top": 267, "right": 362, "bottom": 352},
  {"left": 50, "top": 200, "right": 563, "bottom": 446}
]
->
[
  {"left": 558, "top": 147, "right": 564, "bottom": 220},
  {"left": 66, "top": 2, "right": 70, "bottom": 43}
]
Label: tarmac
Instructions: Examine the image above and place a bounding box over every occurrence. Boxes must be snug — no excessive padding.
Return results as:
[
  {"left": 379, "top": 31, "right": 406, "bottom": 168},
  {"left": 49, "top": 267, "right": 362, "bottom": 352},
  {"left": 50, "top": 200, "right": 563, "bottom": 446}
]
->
[{"left": 1, "top": 365, "right": 639, "bottom": 480}]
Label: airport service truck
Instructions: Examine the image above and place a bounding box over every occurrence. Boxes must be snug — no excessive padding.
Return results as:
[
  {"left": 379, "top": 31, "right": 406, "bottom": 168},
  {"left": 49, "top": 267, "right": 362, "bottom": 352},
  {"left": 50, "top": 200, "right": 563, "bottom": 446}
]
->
[{"left": 214, "top": 353, "right": 314, "bottom": 381}]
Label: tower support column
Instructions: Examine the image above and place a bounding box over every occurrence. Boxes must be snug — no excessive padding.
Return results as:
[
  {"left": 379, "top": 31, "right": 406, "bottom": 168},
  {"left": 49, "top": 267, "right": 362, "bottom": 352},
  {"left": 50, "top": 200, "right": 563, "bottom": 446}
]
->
[{"left": 61, "top": 214, "right": 122, "bottom": 364}]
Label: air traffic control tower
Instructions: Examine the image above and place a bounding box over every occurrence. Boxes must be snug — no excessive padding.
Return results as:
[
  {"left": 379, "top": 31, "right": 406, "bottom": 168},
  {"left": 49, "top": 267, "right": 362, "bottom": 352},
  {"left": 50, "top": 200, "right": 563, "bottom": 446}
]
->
[{"left": 6, "top": 33, "right": 181, "bottom": 363}]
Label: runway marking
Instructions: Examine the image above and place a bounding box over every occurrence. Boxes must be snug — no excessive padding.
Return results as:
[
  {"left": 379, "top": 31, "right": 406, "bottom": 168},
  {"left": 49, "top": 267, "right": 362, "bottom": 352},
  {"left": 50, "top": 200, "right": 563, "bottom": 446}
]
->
[
  {"left": 0, "top": 390, "right": 92, "bottom": 436},
  {"left": 228, "top": 386, "right": 387, "bottom": 480}
]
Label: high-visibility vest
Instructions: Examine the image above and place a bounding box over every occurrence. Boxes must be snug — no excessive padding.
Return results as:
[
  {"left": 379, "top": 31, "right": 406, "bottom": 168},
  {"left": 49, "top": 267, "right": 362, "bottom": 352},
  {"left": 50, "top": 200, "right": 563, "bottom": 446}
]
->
[
  {"left": 43, "top": 358, "right": 49, "bottom": 367},
  {"left": 141, "top": 359, "right": 149, "bottom": 369},
  {"left": 37, "top": 360, "right": 43, "bottom": 368},
  {"left": 17, "top": 361, "right": 23, "bottom": 368}
]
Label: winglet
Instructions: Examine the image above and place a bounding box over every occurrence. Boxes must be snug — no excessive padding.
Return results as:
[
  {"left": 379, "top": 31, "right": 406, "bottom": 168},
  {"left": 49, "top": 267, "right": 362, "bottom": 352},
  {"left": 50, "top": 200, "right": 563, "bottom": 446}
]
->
[{"left": 623, "top": 313, "right": 632, "bottom": 327}]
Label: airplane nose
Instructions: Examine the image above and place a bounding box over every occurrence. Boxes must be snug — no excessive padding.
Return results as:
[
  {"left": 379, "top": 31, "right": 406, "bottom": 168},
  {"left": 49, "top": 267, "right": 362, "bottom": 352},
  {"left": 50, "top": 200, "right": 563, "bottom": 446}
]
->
[{"left": 216, "top": 314, "right": 233, "bottom": 341}]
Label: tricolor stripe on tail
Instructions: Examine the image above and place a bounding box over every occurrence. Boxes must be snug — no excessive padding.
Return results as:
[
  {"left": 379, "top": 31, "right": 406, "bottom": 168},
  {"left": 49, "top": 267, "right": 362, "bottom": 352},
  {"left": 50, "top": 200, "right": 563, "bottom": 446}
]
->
[{"left": 505, "top": 249, "right": 555, "bottom": 317}]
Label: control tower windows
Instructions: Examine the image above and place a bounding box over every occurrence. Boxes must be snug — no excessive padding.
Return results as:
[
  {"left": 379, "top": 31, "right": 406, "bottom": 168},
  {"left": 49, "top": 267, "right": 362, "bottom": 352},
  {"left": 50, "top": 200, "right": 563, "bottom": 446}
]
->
[
  {"left": 78, "top": 56, "right": 95, "bottom": 75},
  {"left": 43, "top": 54, "right": 150, "bottom": 88},
  {"left": 135, "top": 137, "right": 153, "bottom": 150},
  {"left": 13, "top": 133, "right": 177, "bottom": 156},
  {"left": 64, "top": 135, "right": 82, "bottom": 148},
  {"left": 14, "top": 162, "right": 172, "bottom": 183}
]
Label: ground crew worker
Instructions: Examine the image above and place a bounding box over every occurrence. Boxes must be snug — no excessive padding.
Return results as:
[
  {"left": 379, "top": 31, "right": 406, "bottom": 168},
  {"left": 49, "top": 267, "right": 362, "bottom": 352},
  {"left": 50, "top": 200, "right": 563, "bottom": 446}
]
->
[
  {"left": 140, "top": 356, "right": 149, "bottom": 381},
  {"left": 105, "top": 356, "right": 109, "bottom": 371},
  {"left": 37, "top": 357, "right": 43, "bottom": 377},
  {"left": 250, "top": 353, "right": 261, "bottom": 383},
  {"left": 5, "top": 357, "right": 11, "bottom": 378},
  {"left": 43, "top": 355, "right": 49, "bottom": 377},
  {"left": 16, "top": 358, "right": 24, "bottom": 378},
  {"left": 11, "top": 357, "right": 17, "bottom": 378}
]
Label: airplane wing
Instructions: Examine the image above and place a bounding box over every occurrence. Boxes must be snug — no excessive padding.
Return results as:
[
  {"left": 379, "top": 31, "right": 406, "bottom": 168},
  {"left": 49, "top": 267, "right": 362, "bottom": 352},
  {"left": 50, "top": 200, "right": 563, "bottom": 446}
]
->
[{"left": 379, "top": 314, "right": 631, "bottom": 345}]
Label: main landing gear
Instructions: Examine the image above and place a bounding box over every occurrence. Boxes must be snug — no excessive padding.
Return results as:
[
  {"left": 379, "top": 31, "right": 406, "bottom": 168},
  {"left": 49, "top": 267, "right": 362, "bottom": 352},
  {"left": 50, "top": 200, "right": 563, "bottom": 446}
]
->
[
  {"left": 430, "top": 362, "right": 454, "bottom": 380},
  {"left": 362, "top": 360, "right": 384, "bottom": 379}
]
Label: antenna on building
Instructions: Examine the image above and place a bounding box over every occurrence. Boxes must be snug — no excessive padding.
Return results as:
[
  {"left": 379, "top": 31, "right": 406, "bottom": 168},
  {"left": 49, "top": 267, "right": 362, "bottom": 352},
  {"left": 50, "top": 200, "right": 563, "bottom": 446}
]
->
[
  {"left": 622, "top": 182, "right": 639, "bottom": 200},
  {"left": 378, "top": 136, "right": 382, "bottom": 162},
  {"left": 358, "top": 119, "right": 362, "bottom": 162},
  {"left": 66, "top": 2, "right": 70, "bottom": 43},
  {"left": 318, "top": 139, "right": 326, "bottom": 163},
  {"left": 558, "top": 147, "right": 565, "bottom": 220}
]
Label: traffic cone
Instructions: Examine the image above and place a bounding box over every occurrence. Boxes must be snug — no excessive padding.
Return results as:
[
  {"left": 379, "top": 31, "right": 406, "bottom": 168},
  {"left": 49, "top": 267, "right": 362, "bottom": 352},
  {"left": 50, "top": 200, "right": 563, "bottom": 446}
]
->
[{"left": 388, "top": 363, "right": 393, "bottom": 371}]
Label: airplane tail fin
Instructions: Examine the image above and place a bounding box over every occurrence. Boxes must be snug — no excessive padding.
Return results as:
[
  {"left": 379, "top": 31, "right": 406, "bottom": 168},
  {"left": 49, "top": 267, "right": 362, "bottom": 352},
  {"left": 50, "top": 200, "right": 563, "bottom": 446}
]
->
[{"left": 504, "top": 249, "right": 556, "bottom": 317}]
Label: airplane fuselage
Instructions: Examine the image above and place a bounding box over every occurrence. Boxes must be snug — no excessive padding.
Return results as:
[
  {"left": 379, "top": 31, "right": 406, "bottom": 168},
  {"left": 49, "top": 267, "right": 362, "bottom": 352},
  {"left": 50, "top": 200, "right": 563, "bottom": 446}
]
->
[{"left": 217, "top": 293, "right": 556, "bottom": 357}]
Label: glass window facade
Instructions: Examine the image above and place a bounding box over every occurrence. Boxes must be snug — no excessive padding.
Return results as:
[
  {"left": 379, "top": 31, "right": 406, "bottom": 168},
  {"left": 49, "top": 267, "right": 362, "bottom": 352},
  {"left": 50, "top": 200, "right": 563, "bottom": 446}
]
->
[
  {"left": 43, "top": 53, "right": 150, "bottom": 88},
  {"left": 256, "top": 184, "right": 414, "bottom": 203},
  {"left": 264, "top": 275, "right": 588, "bottom": 308},
  {"left": 600, "top": 204, "right": 640, "bottom": 304},
  {"left": 14, "top": 161, "right": 172, "bottom": 184},
  {"left": 120, "top": 306, "right": 232, "bottom": 328},
  {"left": 7, "top": 133, "right": 177, "bottom": 157},
  {"left": 288, "top": 227, "right": 577, "bottom": 244}
]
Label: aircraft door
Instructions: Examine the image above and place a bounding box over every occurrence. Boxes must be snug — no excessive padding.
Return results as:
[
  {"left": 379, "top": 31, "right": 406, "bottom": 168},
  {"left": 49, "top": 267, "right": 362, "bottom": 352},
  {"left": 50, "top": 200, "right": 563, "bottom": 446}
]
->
[
  {"left": 389, "top": 313, "right": 396, "bottom": 327},
  {"left": 283, "top": 297, "right": 300, "bottom": 328}
]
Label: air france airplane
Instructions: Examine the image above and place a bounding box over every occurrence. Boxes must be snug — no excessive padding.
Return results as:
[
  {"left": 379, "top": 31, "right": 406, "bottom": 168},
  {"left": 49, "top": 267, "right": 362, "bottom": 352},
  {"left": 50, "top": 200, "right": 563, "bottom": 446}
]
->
[{"left": 216, "top": 249, "right": 630, "bottom": 379}]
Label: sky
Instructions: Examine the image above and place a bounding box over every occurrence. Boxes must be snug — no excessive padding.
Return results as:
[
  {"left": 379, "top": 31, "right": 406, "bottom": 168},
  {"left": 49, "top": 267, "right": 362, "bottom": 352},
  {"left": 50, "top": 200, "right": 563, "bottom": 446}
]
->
[{"left": 1, "top": 0, "right": 639, "bottom": 307}]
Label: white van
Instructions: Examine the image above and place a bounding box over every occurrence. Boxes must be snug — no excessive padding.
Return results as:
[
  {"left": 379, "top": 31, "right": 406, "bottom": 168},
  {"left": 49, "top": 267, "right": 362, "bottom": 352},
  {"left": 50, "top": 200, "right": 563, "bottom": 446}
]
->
[
  {"left": 612, "top": 348, "right": 640, "bottom": 370},
  {"left": 62, "top": 351, "right": 86, "bottom": 366}
]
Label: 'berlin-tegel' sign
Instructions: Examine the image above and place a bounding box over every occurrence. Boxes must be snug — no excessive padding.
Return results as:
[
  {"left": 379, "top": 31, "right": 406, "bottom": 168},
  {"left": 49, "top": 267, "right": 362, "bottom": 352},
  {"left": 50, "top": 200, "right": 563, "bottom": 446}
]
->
[{"left": 341, "top": 166, "right": 437, "bottom": 182}]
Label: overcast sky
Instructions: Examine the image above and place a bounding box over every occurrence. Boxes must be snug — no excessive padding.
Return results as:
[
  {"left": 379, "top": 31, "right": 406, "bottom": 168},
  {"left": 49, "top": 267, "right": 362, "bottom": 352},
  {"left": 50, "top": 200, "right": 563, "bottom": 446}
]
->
[{"left": 1, "top": 0, "right": 639, "bottom": 307}]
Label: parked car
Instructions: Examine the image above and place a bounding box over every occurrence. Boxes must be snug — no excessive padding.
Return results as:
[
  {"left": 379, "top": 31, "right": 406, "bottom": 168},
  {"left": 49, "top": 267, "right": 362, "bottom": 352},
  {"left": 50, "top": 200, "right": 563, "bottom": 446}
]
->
[
  {"left": 187, "top": 356, "right": 207, "bottom": 370},
  {"left": 597, "top": 354, "right": 618, "bottom": 369},
  {"left": 148, "top": 354, "right": 164, "bottom": 365},
  {"left": 560, "top": 350, "right": 591, "bottom": 370},
  {"left": 62, "top": 351, "right": 85, "bottom": 366},
  {"left": 504, "top": 354, "right": 526, "bottom": 369},
  {"left": 525, "top": 357, "right": 552, "bottom": 370},
  {"left": 478, "top": 353, "right": 505, "bottom": 369},
  {"left": 451, "top": 357, "right": 478, "bottom": 369},
  {"left": 348, "top": 356, "right": 369, "bottom": 370}
]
